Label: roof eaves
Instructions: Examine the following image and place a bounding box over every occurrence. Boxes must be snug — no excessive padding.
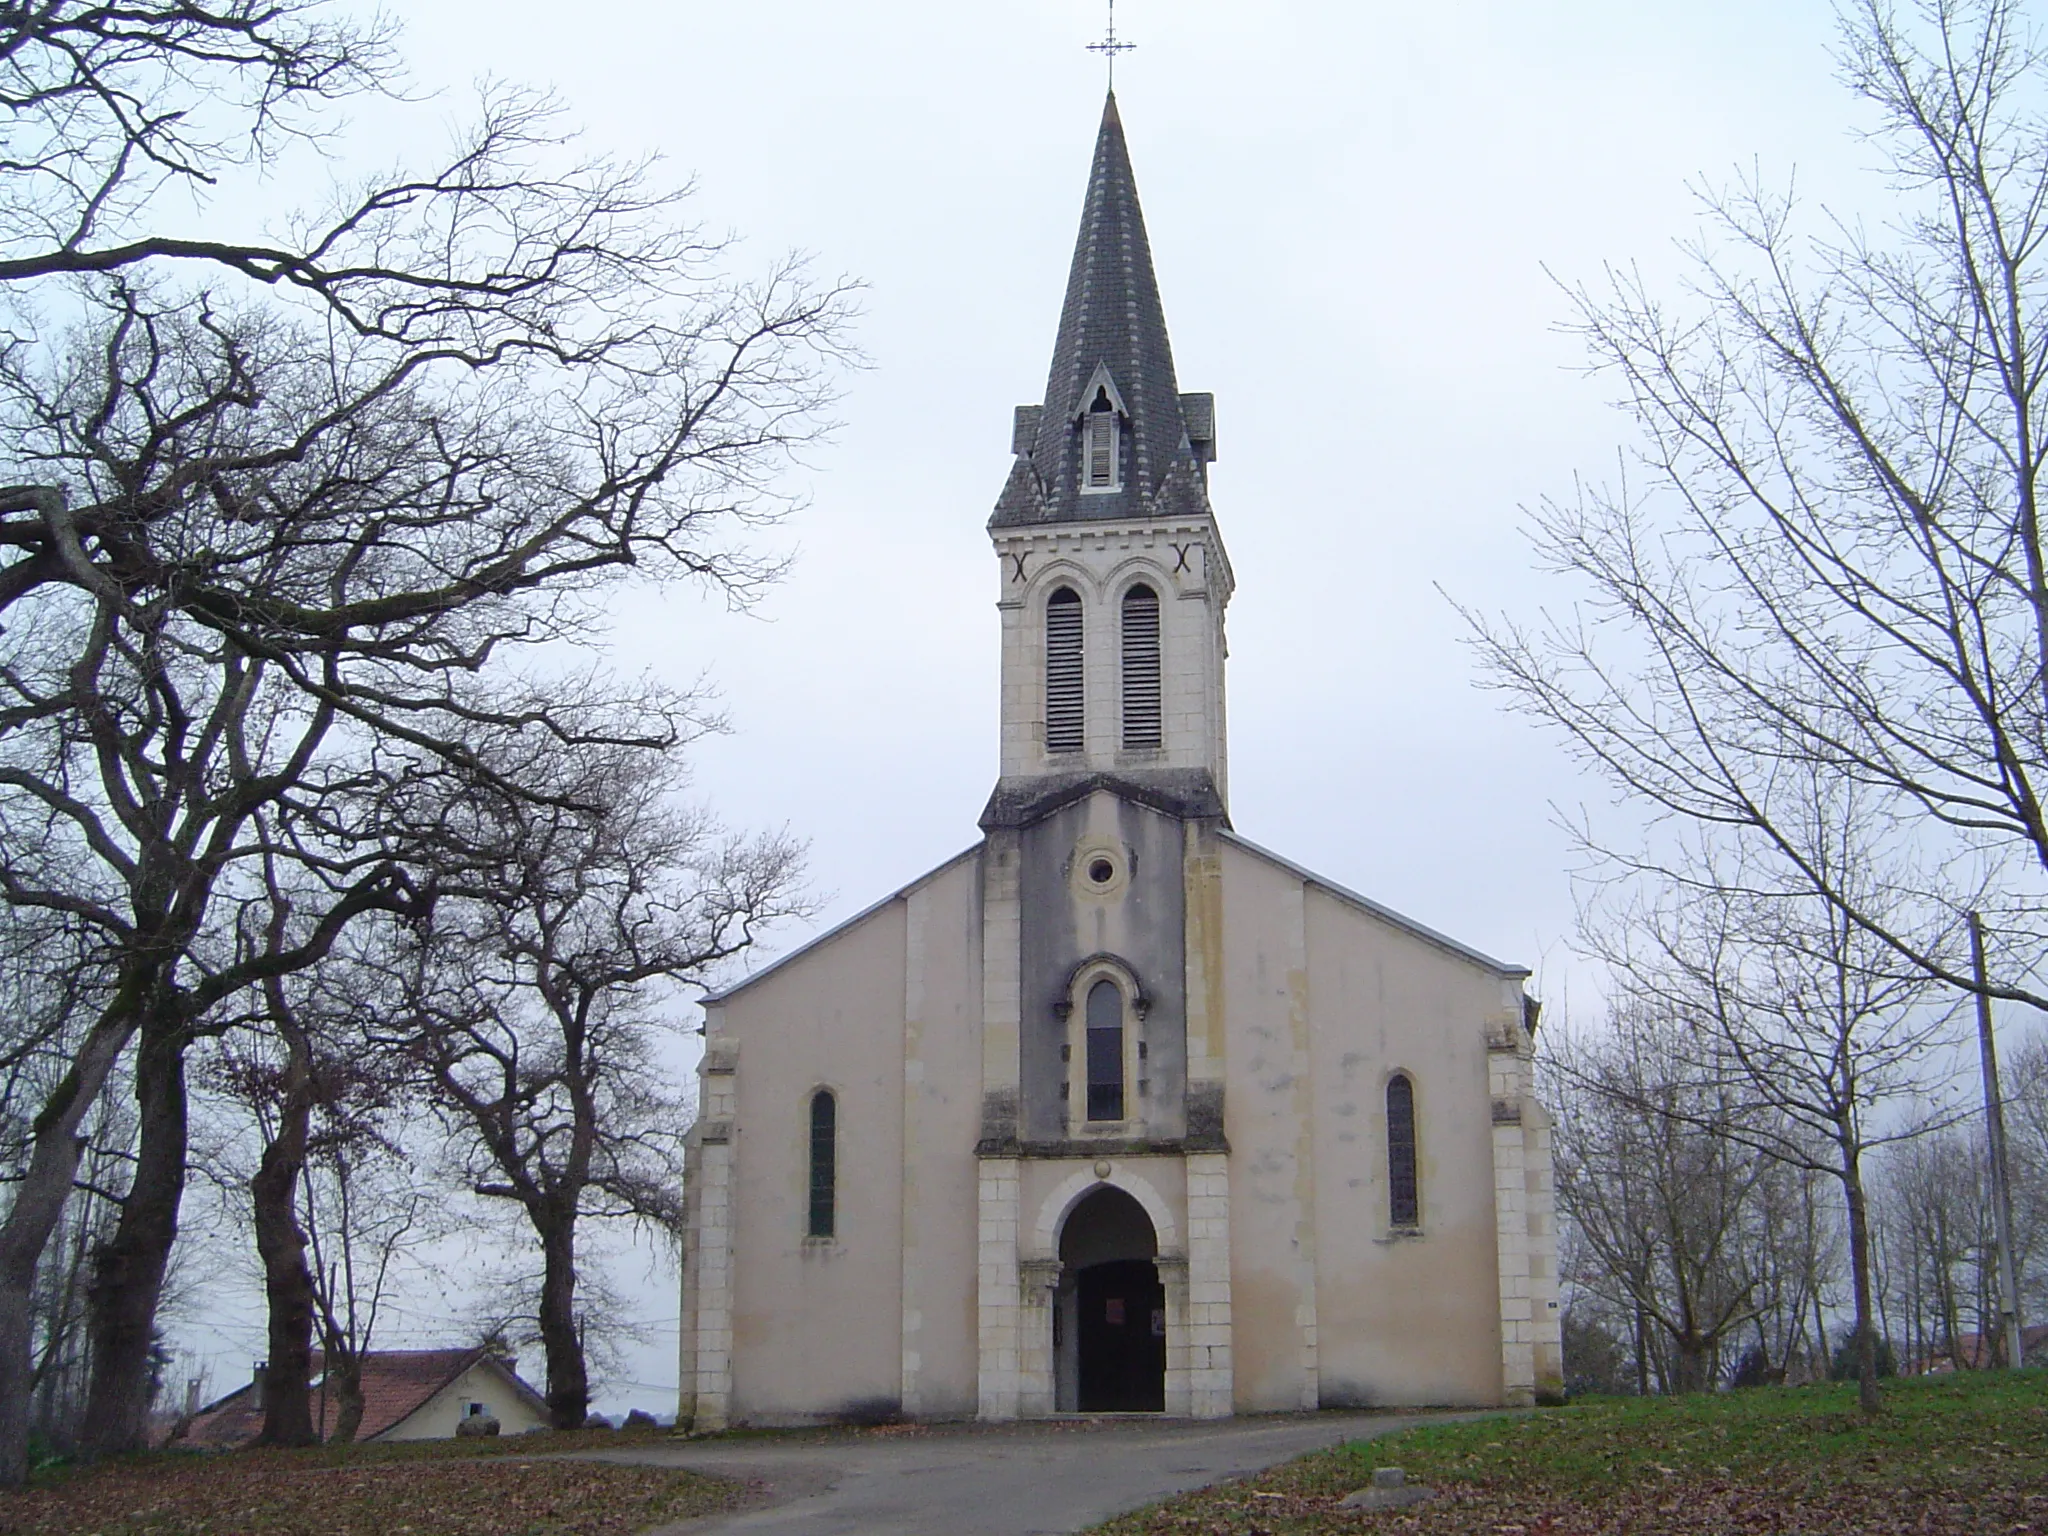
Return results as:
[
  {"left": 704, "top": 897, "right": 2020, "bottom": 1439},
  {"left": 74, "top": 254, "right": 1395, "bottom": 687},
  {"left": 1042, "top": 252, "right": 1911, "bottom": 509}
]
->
[
  {"left": 366, "top": 1348, "right": 485, "bottom": 1441},
  {"left": 1218, "top": 830, "right": 1532, "bottom": 979},
  {"left": 701, "top": 844, "right": 985, "bottom": 1006},
  {"left": 481, "top": 1355, "right": 550, "bottom": 1416}
]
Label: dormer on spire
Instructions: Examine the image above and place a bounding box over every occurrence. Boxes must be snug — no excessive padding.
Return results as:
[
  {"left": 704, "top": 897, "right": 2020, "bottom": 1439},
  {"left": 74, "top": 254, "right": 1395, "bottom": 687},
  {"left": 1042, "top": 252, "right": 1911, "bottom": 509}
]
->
[
  {"left": 992, "top": 93, "right": 1213, "bottom": 528},
  {"left": 1076, "top": 366, "right": 1128, "bottom": 494}
]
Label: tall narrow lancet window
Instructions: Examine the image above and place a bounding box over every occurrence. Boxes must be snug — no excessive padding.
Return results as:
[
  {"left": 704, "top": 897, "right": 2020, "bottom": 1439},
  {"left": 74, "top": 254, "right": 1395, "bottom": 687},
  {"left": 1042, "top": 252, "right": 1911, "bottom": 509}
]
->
[
  {"left": 1121, "top": 584, "right": 1162, "bottom": 750},
  {"left": 1387, "top": 1074, "right": 1419, "bottom": 1228},
  {"left": 1085, "top": 979, "right": 1126, "bottom": 1122},
  {"left": 1085, "top": 387, "right": 1120, "bottom": 490},
  {"left": 1046, "top": 586, "right": 1085, "bottom": 754},
  {"left": 808, "top": 1089, "right": 837, "bottom": 1238}
]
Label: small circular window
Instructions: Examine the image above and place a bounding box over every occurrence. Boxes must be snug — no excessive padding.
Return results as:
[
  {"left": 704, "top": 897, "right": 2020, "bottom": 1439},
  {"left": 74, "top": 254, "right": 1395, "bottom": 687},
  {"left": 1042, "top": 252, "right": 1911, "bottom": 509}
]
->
[{"left": 1071, "top": 840, "right": 1129, "bottom": 898}]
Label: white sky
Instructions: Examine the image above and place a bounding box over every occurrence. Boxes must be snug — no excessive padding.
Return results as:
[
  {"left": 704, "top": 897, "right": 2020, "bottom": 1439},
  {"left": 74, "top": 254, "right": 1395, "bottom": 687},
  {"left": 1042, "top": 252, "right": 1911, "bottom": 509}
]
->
[{"left": 173, "top": 0, "right": 1901, "bottom": 1419}]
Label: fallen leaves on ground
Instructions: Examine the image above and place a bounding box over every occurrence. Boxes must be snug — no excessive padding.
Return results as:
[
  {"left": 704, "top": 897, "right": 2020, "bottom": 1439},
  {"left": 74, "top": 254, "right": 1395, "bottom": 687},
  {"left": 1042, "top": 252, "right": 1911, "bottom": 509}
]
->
[
  {"left": 0, "top": 1452, "right": 749, "bottom": 1536},
  {"left": 1095, "top": 1372, "right": 2048, "bottom": 1536}
]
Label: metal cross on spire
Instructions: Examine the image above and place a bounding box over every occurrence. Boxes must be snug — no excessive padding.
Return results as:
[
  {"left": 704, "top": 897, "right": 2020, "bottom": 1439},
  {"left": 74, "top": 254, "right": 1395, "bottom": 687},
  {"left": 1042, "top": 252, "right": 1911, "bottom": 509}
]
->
[{"left": 1087, "top": 0, "right": 1136, "bottom": 88}]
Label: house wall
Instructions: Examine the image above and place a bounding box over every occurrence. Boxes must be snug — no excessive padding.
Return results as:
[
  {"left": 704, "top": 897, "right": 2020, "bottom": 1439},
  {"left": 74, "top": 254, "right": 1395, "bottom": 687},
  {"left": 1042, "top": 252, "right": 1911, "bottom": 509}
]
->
[
  {"left": 1218, "top": 840, "right": 1523, "bottom": 1412},
  {"left": 373, "top": 1363, "right": 548, "bottom": 1441}
]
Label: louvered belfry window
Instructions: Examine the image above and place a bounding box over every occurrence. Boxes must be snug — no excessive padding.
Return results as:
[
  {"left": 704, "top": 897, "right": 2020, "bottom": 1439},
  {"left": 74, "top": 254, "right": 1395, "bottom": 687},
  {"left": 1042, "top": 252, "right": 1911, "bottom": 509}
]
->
[
  {"left": 1086, "top": 389, "right": 1118, "bottom": 489},
  {"left": 1387, "top": 1074, "right": 1419, "bottom": 1228},
  {"left": 1045, "top": 587, "right": 1085, "bottom": 754},
  {"left": 1121, "top": 585, "right": 1162, "bottom": 750}
]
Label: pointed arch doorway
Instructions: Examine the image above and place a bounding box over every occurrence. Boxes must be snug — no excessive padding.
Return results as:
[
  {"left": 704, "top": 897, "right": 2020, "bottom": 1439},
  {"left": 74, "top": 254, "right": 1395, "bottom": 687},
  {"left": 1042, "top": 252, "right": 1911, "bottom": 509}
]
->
[{"left": 1055, "top": 1185, "right": 1165, "bottom": 1412}]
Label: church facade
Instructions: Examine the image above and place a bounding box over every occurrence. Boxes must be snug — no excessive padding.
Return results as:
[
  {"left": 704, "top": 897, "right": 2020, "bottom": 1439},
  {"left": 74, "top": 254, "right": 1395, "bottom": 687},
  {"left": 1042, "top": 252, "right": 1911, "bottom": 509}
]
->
[{"left": 676, "top": 94, "right": 1563, "bottom": 1429}]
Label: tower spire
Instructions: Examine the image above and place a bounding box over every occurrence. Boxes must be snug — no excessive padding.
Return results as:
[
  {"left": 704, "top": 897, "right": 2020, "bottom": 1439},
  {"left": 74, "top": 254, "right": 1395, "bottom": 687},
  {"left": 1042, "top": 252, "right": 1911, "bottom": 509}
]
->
[{"left": 992, "top": 92, "right": 1214, "bottom": 530}]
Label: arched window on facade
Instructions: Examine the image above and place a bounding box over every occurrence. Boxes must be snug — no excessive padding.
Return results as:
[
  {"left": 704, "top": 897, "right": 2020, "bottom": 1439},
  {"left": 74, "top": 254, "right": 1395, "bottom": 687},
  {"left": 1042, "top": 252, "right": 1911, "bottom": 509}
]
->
[
  {"left": 1121, "top": 584, "right": 1162, "bottom": 750},
  {"left": 808, "top": 1089, "right": 837, "bottom": 1238},
  {"left": 1386, "top": 1074, "right": 1419, "bottom": 1228},
  {"left": 1046, "top": 586, "right": 1085, "bottom": 754},
  {"left": 1085, "top": 979, "right": 1125, "bottom": 1122},
  {"left": 1084, "top": 386, "right": 1120, "bottom": 490}
]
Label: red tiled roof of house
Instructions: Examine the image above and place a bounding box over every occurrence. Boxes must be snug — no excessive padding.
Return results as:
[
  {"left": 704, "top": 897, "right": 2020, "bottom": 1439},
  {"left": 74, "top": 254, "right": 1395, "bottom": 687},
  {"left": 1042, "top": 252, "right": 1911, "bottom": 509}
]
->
[
  {"left": 1904, "top": 1322, "right": 2048, "bottom": 1374},
  {"left": 177, "top": 1348, "right": 545, "bottom": 1447}
]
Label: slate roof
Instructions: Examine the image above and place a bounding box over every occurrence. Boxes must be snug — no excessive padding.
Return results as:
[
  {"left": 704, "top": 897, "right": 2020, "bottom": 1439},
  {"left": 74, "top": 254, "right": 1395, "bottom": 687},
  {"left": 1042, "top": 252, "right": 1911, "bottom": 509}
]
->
[
  {"left": 176, "top": 1348, "right": 546, "bottom": 1447},
  {"left": 993, "top": 92, "right": 1213, "bottom": 529}
]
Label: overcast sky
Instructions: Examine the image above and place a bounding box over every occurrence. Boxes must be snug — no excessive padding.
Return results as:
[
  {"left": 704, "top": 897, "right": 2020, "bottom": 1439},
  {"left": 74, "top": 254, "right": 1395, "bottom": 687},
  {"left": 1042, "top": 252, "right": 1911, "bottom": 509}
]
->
[{"left": 174, "top": 0, "right": 1904, "bottom": 1417}]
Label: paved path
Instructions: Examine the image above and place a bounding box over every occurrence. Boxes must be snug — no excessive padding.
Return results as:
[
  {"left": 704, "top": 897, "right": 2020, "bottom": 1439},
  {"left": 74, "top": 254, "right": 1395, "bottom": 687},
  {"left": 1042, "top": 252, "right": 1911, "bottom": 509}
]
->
[{"left": 578, "top": 1411, "right": 1490, "bottom": 1536}]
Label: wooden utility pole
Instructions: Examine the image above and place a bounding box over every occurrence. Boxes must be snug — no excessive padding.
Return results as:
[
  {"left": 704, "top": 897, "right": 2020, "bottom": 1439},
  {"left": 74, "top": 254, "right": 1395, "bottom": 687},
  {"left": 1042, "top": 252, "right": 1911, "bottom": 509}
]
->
[{"left": 1969, "top": 912, "right": 2026, "bottom": 1370}]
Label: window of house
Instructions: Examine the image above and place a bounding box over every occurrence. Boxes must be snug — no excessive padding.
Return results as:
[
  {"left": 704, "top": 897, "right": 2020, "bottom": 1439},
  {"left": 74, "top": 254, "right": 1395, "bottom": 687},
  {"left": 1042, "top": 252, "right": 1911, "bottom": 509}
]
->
[
  {"left": 1085, "top": 979, "right": 1125, "bottom": 1122},
  {"left": 1387, "top": 1074, "right": 1419, "bottom": 1228},
  {"left": 1085, "top": 388, "right": 1120, "bottom": 490},
  {"left": 1046, "top": 587, "right": 1085, "bottom": 754},
  {"left": 808, "top": 1089, "right": 836, "bottom": 1239},
  {"left": 1121, "top": 584, "right": 1162, "bottom": 750}
]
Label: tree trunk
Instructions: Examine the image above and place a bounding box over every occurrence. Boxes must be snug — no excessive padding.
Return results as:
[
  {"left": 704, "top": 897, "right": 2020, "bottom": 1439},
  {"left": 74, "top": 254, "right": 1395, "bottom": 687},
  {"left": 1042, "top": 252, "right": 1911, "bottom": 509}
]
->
[
  {"left": 1673, "top": 1333, "right": 1711, "bottom": 1395},
  {"left": 80, "top": 1025, "right": 189, "bottom": 1457},
  {"left": 535, "top": 1209, "right": 588, "bottom": 1430},
  {"left": 323, "top": 1349, "right": 365, "bottom": 1445},
  {"left": 1633, "top": 1302, "right": 1651, "bottom": 1396},
  {"left": 1841, "top": 1156, "right": 1883, "bottom": 1416},
  {"left": 0, "top": 1001, "right": 140, "bottom": 1485},
  {"left": 252, "top": 1032, "right": 317, "bottom": 1447}
]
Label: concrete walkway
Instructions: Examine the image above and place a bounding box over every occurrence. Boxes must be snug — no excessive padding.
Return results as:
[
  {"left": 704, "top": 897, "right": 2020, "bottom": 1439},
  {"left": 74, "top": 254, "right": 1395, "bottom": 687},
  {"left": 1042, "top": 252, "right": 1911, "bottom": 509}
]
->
[{"left": 579, "top": 1411, "right": 1487, "bottom": 1536}]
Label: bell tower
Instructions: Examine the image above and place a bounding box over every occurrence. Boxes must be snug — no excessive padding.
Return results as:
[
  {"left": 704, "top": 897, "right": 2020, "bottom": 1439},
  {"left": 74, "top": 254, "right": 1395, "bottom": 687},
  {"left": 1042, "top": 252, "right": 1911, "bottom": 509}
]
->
[{"left": 985, "top": 92, "right": 1234, "bottom": 828}]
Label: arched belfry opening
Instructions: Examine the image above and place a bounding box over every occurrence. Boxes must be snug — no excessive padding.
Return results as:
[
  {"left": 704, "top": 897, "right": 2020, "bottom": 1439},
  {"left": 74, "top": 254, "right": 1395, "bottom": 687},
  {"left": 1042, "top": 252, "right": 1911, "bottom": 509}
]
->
[{"left": 1054, "top": 1185, "right": 1165, "bottom": 1412}]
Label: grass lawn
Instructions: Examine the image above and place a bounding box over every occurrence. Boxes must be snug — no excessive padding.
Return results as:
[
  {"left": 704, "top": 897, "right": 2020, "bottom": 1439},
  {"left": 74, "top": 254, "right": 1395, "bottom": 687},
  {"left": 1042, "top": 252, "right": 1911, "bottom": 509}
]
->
[
  {"left": 1094, "top": 1370, "right": 2048, "bottom": 1535},
  {"left": 0, "top": 1427, "right": 749, "bottom": 1536}
]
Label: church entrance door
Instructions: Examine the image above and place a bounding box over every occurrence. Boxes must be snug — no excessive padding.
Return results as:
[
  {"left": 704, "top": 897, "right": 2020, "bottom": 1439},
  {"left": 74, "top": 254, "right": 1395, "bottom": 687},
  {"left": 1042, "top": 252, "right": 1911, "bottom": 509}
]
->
[
  {"left": 1076, "top": 1259, "right": 1165, "bottom": 1412},
  {"left": 1057, "top": 1184, "right": 1165, "bottom": 1413}
]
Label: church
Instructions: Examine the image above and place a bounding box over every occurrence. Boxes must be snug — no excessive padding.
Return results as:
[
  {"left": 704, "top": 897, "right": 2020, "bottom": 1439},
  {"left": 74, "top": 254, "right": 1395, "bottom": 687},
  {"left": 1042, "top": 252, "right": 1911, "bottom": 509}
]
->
[{"left": 677, "top": 93, "right": 1562, "bottom": 1429}]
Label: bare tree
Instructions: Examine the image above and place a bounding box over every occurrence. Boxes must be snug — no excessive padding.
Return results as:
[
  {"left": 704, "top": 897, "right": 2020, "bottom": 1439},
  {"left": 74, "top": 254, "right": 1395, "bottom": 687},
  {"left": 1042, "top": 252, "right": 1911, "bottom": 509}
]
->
[
  {"left": 1875, "top": 1128, "right": 1993, "bottom": 1369},
  {"left": 204, "top": 888, "right": 426, "bottom": 1448},
  {"left": 1547, "top": 1007, "right": 1783, "bottom": 1393},
  {"left": 395, "top": 742, "right": 804, "bottom": 1429},
  {"left": 0, "top": 186, "right": 849, "bottom": 1476},
  {"left": 0, "top": 1, "right": 395, "bottom": 292},
  {"left": 1578, "top": 784, "right": 1967, "bottom": 1414},
  {"left": 1466, "top": 0, "right": 2048, "bottom": 1031},
  {"left": 303, "top": 1129, "right": 427, "bottom": 1444},
  {"left": 1984, "top": 1027, "right": 2048, "bottom": 1320}
]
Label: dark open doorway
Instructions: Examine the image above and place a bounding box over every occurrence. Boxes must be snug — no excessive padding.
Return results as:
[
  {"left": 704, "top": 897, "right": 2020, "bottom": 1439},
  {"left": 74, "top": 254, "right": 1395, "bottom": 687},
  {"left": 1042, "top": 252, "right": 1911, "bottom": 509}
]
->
[
  {"left": 1055, "top": 1185, "right": 1165, "bottom": 1413},
  {"left": 1077, "top": 1259, "right": 1165, "bottom": 1411}
]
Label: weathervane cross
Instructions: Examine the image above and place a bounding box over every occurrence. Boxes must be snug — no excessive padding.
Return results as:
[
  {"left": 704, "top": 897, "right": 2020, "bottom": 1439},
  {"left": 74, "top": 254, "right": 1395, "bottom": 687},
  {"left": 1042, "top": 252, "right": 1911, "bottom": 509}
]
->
[{"left": 1087, "top": 0, "right": 1136, "bottom": 87}]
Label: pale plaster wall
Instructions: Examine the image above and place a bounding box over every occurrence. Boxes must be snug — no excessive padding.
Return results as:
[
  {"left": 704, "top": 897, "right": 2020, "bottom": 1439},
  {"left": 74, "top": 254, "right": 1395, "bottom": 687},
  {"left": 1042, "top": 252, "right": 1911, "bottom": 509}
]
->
[
  {"left": 899, "top": 855, "right": 986, "bottom": 1419},
  {"left": 373, "top": 1363, "right": 548, "bottom": 1441},
  {"left": 724, "top": 896, "right": 911, "bottom": 1424},
  {"left": 1218, "top": 841, "right": 1321, "bottom": 1412},
  {"left": 691, "top": 827, "right": 1549, "bottom": 1425},
  {"left": 1219, "top": 840, "right": 1528, "bottom": 1412},
  {"left": 1301, "top": 884, "right": 1508, "bottom": 1408}
]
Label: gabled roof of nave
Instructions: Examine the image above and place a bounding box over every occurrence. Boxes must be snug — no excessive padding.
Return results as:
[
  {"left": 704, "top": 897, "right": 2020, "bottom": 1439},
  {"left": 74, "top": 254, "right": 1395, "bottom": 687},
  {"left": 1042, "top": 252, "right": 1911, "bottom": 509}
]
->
[
  {"left": 993, "top": 92, "right": 1212, "bottom": 529},
  {"left": 701, "top": 814, "right": 1527, "bottom": 1010}
]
